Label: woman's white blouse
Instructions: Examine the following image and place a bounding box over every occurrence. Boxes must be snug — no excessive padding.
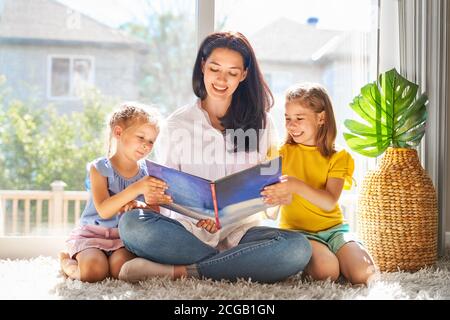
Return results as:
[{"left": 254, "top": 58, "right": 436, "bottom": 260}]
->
[{"left": 155, "top": 100, "right": 279, "bottom": 250}]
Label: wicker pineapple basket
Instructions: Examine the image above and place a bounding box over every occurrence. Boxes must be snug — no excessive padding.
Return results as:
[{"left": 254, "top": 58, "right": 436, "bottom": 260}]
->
[{"left": 357, "top": 147, "right": 438, "bottom": 272}]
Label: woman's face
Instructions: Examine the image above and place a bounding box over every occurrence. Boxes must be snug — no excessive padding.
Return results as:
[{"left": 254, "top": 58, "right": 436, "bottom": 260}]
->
[{"left": 202, "top": 48, "right": 247, "bottom": 103}]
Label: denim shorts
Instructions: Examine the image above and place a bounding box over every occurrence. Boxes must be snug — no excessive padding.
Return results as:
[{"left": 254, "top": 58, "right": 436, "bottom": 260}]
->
[{"left": 298, "top": 223, "right": 362, "bottom": 254}]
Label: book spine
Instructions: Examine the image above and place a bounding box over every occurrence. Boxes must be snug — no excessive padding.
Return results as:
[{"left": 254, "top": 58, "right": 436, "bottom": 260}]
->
[{"left": 210, "top": 183, "right": 221, "bottom": 229}]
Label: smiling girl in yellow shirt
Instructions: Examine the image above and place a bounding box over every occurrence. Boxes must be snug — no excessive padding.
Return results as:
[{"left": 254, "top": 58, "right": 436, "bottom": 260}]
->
[{"left": 261, "top": 83, "right": 377, "bottom": 285}]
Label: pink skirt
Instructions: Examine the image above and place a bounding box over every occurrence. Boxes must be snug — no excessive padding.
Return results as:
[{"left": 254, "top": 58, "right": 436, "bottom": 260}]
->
[{"left": 66, "top": 224, "right": 124, "bottom": 258}]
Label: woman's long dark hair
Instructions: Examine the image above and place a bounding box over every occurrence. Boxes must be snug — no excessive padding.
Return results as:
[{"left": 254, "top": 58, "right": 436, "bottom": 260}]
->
[{"left": 192, "top": 31, "right": 274, "bottom": 152}]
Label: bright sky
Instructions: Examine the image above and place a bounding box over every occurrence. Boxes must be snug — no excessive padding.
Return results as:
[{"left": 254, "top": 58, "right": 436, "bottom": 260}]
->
[
  {"left": 217, "top": 0, "right": 376, "bottom": 34},
  {"left": 57, "top": 0, "right": 150, "bottom": 27},
  {"left": 57, "top": 0, "right": 376, "bottom": 33}
]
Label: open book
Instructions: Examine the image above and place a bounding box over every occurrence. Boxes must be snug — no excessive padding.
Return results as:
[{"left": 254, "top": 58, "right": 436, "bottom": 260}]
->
[{"left": 145, "top": 157, "right": 282, "bottom": 229}]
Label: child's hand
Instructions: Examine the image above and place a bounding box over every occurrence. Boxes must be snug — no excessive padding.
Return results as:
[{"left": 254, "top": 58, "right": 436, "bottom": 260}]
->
[
  {"left": 261, "top": 175, "right": 297, "bottom": 205},
  {"left": 144, "top": 192, "right": 172, "bottom": 206},
  {"left": 135, "top": 176, "right": 167, "bottom": 195},
  {"left": 196, "top": 219, "right": 218, "bottom": 233},
  {"left": 119, "top": 200, "right": 150, "bottom": 213},
  {"left": 134, "top": 176, "right": 173, "bottom": 206}
]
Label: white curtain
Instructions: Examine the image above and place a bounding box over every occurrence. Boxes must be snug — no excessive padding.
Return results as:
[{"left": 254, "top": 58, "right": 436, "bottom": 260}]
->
[{"left": 398, "top": 0, "right": 449, "bottom": 256}]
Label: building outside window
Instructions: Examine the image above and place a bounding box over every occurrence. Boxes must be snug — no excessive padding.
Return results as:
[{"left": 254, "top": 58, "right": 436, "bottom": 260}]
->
[{"left": 48, "top": 56, "right": 94, "bottom": 99}]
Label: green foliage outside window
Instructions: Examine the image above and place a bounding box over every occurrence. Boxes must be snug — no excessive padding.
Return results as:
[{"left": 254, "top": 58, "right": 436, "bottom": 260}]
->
[
  {"left": 120, "top": 11, "right": 196, "bottom": 116},
  {"left": 0, "top": 77, "right": 116, "bottom": 191}
]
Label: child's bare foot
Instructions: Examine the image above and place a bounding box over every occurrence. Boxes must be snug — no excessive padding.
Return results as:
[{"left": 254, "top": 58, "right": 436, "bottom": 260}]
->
[
  {"left": 59, "top": 251, "right": 77, "bottom": 275},
  {"left": 59, "top": 252, "right": 69, "bottom": 277},
  {"left": 59, "top": 251, "right": 70, "bottom": 266},
  {"left": 59, "top": 251, "right": 83, "bottom": 280}
]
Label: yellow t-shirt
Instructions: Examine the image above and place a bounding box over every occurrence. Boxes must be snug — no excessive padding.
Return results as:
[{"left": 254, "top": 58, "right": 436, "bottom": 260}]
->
[{"left": 279, "top": 143, "right": 354, "bottom": 233}]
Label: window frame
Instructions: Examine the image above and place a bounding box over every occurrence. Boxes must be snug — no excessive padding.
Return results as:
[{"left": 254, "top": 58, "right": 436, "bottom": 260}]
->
[{"left": 46, "top": 54, "right": 95, "bottom": 101}]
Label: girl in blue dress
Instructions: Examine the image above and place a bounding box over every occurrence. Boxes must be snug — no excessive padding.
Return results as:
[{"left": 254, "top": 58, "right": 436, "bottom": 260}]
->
[{"left": 60, "top": 102, "right": 172, "bottom": 282}]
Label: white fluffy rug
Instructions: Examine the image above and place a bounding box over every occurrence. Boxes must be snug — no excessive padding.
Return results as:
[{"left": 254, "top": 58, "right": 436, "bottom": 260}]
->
[{"left": 1, "top": 251, "right": 450, "bottom": 300}]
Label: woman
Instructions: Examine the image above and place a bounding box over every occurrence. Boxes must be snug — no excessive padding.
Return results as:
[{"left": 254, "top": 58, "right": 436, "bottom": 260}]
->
[{"left": 118, "top": 32, "right": 311, "bottom": 283}]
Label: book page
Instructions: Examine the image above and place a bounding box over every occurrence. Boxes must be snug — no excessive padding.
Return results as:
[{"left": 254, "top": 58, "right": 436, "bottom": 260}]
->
[
  {"left": 214, "top": 157, "right": 282, "bottom": 226},
  {"left": 162, "top": 203, "right": 216, "bottom": 220},
  {"left": 146, "top": 160, "right": 215, "bottom": 218}
]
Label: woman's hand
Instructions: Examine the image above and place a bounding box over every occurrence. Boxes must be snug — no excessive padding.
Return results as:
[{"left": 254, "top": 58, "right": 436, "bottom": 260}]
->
[
  {"left": 260, "top": 175, "right": 298, "bottom": 206},
  {"left": 196, "top": 219, "right": 218, "bottom": 234}
]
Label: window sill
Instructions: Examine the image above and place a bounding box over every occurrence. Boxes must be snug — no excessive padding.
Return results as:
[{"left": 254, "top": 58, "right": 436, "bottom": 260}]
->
[{"left": 0, "top": 236, "right": 66, "bottom": 259}]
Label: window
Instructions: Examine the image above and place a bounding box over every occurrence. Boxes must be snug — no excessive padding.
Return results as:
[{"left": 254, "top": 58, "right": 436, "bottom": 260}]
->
[
  {"left": 1, "top": 0, "right": 446, "bottom": 259},
  {"left": 0, "top": 0, "right": 377, "bottom": 241},
  {"left": 0, "top": 0, "right": 196, "bottom": 244},
  {"left": 48, "top": 56, "right": 94, "bottom": 99}
]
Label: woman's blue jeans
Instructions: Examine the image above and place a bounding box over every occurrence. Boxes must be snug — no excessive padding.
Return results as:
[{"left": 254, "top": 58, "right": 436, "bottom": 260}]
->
[{"left": 118, "top": 209, "right": 312, "bottom": 283}]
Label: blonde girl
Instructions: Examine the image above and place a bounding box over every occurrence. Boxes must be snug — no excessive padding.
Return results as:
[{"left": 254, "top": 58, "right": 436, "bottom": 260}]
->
[
  {"left": 59, "top": 102, "right": 171, "bottom": 282},
  {"left": 261, "top": 83, "right": 377, "bottom": 285}
]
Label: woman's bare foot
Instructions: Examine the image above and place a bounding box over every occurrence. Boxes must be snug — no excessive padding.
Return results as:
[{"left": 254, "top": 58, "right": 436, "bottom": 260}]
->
[
  {"left": 174, "top": 265, "right": 188, "bottom": 279},
  {"left": 118, "top": 258, "right": 176, "bottom": 282}
]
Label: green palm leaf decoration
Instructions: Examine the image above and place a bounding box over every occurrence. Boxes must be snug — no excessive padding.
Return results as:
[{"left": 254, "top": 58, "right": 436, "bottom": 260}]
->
[{"left": 343, "top": 68, "right": 428, "bottom": 157}]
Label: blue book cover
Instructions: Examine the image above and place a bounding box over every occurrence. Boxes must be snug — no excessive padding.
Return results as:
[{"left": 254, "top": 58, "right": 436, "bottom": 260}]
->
[{"left": 145, "top": 157, "right": 282, "bottom": 229}]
